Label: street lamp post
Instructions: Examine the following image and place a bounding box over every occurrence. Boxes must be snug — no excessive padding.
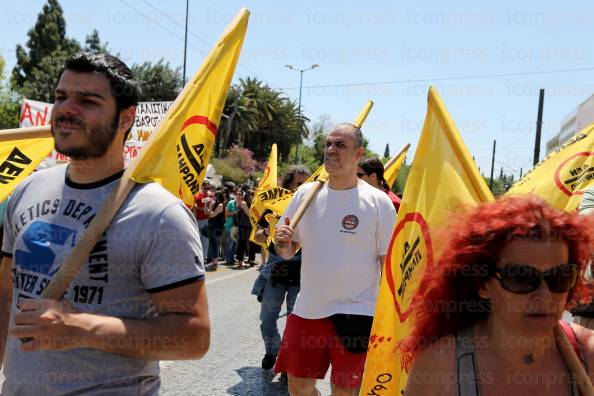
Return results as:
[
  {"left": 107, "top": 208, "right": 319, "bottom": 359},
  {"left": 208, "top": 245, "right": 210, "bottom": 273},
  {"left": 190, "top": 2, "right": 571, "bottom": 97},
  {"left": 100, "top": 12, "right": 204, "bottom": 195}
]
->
[{"left": 285, "top": 64, "right": 319, "bottom": 164}]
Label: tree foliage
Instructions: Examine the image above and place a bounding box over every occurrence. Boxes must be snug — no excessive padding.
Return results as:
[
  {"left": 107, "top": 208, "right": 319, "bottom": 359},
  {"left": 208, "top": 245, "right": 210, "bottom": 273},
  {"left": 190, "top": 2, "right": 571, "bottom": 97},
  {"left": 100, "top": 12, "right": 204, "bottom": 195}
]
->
[
  {"left": 218, "top": 77, "right": 308, "bottom": 161},
  {"left": 11, "top": 0, "right": 80, "bottom": 102},
  {"left": 9, "top": 0, "right": 182, "bottom": 105},
  {"left": 211, "top": 145, "right": 261, "bottom": 184},
  {"left": 384, "top": 143, "right": 390, "bottom": 158},
  {"left": 85, "top": 29, "right": 108, "bottom": 53},
  {"left": 132, "top": 59, "right": 182, "bottom": 102},
  {"left": 0, "top": 56, "right": 20, "bottom": 129}
]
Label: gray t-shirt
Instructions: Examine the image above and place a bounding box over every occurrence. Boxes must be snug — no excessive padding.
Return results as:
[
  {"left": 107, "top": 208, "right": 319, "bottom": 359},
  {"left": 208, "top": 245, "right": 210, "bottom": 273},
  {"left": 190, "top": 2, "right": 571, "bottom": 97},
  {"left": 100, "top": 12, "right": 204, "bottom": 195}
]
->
[{"left": 1, "top": 165, "right": 204, "bottom": 395}]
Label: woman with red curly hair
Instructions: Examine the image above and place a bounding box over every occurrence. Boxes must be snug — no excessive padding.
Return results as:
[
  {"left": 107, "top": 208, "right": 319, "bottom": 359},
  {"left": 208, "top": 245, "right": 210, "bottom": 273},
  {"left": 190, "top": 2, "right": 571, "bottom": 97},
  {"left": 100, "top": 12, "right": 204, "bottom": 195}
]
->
[{"left": 405, "top": 196, "right": 594, "bottom": 395}]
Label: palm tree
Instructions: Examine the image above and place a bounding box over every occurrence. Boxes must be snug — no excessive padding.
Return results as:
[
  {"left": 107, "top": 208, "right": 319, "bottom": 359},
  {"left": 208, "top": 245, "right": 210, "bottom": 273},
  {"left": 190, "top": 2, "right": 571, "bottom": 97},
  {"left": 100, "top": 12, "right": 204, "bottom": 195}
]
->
[{"left": 218, "top": 77, "right": 308, "bottom": 161}]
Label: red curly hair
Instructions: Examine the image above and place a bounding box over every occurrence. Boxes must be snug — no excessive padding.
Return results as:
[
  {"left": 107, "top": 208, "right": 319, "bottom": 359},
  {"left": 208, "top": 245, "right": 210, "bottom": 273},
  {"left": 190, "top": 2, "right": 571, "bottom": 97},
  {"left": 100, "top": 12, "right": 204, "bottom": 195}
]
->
[{"left": 402, "top": 195, "right": 593, "bottom": 363}]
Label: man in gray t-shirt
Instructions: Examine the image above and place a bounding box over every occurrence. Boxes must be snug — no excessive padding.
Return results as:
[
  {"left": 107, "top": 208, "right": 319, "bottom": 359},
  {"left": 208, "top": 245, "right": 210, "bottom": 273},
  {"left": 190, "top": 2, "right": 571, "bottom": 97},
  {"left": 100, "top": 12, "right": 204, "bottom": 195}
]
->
[{"left": 0, "top": 52, "right": 209, "bottom": 395}]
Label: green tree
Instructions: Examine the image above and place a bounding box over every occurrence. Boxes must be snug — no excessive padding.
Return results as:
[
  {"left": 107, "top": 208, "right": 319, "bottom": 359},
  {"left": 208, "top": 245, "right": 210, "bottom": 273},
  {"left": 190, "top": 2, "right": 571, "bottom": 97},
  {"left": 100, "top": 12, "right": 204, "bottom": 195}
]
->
[
  {"left": 394, "top": 162, "right": 410, "bottom": 194},
  {"left": 384, "top": 143, "right": 390, "bottom": 158},
  {"left": 11, "top": 0, "right": 81, "bottom": 101},
  {"left": 0, "top": 56, "right": 20, "bottom": 129},
  {"left": 85, "top": 29, "right": 108, "bottom": 53},
  {"left": 309, "top": 115, "right": 331, "bottom": 165},
  {"left": 132, "top": 59, "right": 182, "bottom": 102},
  {"left": 219, "top": 77, "right": 308, "bottom": 161}
]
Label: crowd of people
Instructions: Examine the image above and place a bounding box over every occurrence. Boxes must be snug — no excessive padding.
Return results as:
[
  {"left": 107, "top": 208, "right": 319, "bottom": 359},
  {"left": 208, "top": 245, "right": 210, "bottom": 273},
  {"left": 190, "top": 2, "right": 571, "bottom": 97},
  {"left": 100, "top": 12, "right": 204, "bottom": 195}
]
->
[
  {"left": 192, "top": 181, "right": 260, "bottom": 272},
  {"left": 1, "top": 50, "right": 594, "bottom": 396}
]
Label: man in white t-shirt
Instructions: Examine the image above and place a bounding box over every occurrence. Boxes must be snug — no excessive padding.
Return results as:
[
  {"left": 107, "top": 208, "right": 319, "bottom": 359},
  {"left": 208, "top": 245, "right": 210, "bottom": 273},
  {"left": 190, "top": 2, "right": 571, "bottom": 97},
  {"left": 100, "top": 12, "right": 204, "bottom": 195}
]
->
[{"left": 274, "top": 123, "right": 396, "bottom": 396}]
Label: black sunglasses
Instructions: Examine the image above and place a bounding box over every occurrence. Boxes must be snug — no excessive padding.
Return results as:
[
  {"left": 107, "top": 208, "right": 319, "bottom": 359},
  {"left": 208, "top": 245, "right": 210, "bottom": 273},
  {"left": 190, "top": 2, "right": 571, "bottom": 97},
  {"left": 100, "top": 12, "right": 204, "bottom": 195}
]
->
[{"left": 493, "top": 263, "right": 578, "bottom": 294}]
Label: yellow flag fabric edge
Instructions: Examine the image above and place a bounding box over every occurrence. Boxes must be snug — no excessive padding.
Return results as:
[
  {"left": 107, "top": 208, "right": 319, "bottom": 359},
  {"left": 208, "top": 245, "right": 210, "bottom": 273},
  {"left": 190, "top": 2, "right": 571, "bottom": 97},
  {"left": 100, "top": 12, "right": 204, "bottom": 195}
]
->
[
  {"left": 384, "top": 143, "right": 410, "bottom": 190},
  {"left": 0, "top": 138, "right": 54, "bottom": 203},
  {"left": 127, "top": 8, "right": 250, "bottom": 189},
  {"left": 428, "top": 87, "right": 493, "bottom": 203}
]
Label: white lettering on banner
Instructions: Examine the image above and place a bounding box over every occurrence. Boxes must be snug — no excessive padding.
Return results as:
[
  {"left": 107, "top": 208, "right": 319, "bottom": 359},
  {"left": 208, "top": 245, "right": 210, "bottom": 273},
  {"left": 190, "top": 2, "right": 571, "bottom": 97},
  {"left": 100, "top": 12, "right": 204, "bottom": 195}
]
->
[{"left": 19, "top": 99, "right": 173, "bottom": 166}]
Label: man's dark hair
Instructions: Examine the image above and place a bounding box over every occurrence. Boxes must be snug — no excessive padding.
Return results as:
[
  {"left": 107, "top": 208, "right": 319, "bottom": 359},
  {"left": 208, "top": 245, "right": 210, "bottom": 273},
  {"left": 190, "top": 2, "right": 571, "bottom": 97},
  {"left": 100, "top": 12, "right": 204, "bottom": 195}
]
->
[
  {"left": 281, "top": 165, "right": 311, "bottom": 190},
  {"left": 359, "top": 157, "right": 389, "bottom": 190},
  {"left": 59, "top": 52, "right": 140, "bottom": 139},
  {"left": 60, "top": 51, "right": 140, "bottom": 112}
]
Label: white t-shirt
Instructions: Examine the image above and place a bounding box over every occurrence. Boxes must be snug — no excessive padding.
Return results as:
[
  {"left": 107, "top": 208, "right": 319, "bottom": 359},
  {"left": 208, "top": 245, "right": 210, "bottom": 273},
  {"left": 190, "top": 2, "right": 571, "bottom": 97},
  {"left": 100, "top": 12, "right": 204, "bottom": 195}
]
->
[{"left": 281, "top": 180, "right": 396, "bottom": 319}]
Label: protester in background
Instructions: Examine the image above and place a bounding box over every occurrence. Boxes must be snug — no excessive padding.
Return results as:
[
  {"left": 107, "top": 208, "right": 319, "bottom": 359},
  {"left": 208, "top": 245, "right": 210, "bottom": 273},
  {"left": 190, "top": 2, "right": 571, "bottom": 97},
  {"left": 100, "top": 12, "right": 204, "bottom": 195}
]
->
[
  {"left": 223, "top": 188, "right": 239, "bottom": 265},
  {"left": 0, "top": 52, "right": 209, "bottom": 395},
  {"left": 234, "top": 186, "right": 252, "bottom": 269},
  {"left": 358, "top": 156, "right": 401, "bottom": 211},
  {"left": 235, "top": 188, "right": 258, "bottom": 267},
  {"left": 193, "top": 180, "right": 213, "bottom": 260},
  {"left": 252, "top": 165, "right": 311, "bottom": 373},
  {"left": 405, "top": 196, "right": 594, "bottom": 394},
  {"left": 205, "top": 191, "right": 226, "bottom": 272},
  {"left": 274, "top": 124, "right": 396, "bottom": 395},
  {"left": 571, "top": 186, "right": 594, "bottom": 329}
]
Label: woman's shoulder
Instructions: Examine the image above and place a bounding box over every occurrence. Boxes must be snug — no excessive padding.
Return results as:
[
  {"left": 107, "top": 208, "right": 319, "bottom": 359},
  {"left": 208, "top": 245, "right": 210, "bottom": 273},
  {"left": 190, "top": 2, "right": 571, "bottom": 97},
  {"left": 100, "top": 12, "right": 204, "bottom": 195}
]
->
[{"left": 404, "top": 335, "right": 457, "bottom": 395}]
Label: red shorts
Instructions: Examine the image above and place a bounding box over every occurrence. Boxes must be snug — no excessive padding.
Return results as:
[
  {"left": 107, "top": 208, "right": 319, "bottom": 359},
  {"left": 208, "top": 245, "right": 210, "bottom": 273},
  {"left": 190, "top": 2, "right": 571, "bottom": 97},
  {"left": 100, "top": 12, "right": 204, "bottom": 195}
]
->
[{"left": 274, "top": 314, "right": 367, "bottom": 388}]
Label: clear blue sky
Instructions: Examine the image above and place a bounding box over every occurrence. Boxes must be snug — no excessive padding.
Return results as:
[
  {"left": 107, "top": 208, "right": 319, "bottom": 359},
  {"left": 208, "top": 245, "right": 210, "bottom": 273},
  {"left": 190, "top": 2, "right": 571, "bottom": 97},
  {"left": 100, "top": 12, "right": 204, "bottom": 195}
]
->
[{"left": 1, "top": 0, "right": 593, "bottom": 179}]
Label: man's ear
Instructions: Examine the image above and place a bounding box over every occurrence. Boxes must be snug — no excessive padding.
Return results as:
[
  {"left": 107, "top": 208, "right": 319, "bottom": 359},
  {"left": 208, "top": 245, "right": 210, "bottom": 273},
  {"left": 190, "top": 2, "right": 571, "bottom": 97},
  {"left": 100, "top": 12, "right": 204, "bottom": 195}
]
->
[
  {"left": 118, "top": 106, "right": 136, "bottom": 133},
  {"left": 356, "top": 146, "right": 364, "bottom": 158}
]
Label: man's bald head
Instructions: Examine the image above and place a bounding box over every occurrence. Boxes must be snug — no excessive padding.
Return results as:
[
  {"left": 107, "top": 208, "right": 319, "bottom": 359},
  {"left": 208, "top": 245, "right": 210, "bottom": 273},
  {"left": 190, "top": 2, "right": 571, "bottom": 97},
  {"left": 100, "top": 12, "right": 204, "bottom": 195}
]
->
[{"left": 331, "top": 123, "right": 364, "bottom": 149}]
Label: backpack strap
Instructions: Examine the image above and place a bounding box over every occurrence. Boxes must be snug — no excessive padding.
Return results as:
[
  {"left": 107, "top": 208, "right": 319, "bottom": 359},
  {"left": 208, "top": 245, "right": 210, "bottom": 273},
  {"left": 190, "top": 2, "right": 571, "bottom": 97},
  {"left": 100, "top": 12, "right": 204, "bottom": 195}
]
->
[
  {"left": 558, "top": 320, "right": 587, "bottom": 368},
  {"left": 455, "top": 326, "right": 480, "bottom": 396},
  {"left": 558, "top": 320, "right": 587, "bottom": 396}
]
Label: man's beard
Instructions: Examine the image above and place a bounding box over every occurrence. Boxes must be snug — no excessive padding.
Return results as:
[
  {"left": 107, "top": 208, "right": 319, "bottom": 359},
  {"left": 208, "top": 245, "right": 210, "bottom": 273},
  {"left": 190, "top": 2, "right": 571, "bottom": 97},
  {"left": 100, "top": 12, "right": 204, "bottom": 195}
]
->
[{"left": 53, "top": 114, "right": 119, "bottom": 160}]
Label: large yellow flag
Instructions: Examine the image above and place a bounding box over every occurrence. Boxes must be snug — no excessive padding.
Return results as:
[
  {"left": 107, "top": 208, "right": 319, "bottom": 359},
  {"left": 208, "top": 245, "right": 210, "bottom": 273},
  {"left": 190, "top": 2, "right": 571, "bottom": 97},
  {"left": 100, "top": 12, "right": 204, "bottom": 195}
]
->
[
  {"left": 384, "top": 144, "right": 410, "bottom": 190},
  {"left": 507, "top": 122, "right": 594, "bottom": 212},
  {"left": 360, "top": 87, "right": 493, "bottom": 395},
  {"left": 129, "top": 9, "right": 249, "bottom": 206},
  {"left": 0, "top": 138, "right": 54, "bottom": 202}
]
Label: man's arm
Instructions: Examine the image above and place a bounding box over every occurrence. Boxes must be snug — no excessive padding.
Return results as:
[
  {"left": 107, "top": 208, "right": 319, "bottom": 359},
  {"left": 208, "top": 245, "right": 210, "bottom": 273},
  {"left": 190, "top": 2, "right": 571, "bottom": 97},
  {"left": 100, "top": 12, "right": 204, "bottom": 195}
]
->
[
  {"left": 254, "top": 225, "right": 268, "bottom": 245},
  {"left": 10, "top": 279, "right": 210, "bottom": 360},
  {"left": 0, "top": 257, "right": 12, "bottom": 368}
]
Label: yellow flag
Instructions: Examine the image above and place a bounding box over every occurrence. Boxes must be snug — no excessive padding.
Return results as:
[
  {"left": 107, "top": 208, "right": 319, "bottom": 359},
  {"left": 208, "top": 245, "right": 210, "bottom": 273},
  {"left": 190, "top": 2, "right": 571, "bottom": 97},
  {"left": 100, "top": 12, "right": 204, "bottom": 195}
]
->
[
  {"left": 258, "top": 143, "right": 277, "bottom": 189},
  {"left": 384, "top": 144, "right": 410, "bottom": 190},
  {"left": 0, "top": 138, "right": 54, "bottom": 202},
  {"left": 506, "top": 122, "right": 594, "bottom": 212},
  {"left": 354, "top": 100, "right": 373, "bottom": 128},
  {"left": 305, "top": 164, "right": 329, "bottom": 183},
  {"left": 360, "top": 87, "right": 493, "bottom": 395},
  {"left": 129, "top": 9, "right": 249, "bottom": 206},
  {"left": 249, "top": 144, "right": 278, "bottom": 244}
]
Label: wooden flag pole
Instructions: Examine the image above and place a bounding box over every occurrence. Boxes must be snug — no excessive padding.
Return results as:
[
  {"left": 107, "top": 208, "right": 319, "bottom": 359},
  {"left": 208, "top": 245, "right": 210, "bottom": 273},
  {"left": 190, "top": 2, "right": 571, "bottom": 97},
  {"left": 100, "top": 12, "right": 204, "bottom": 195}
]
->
[
  {"left": 553, "top": 324, "right": 594, "bottom": 395},
  {"left": 0, "top": 125, "right": 52, "bottom": 142},
  {"left": 289, "top": 180, "right": 323, "bottom": 229},
  {"left": 384, "top": 143, "right": 410, "bottom": 171},
  {"left": 40, "top": 177, "right": 136, "bottom": 299}
]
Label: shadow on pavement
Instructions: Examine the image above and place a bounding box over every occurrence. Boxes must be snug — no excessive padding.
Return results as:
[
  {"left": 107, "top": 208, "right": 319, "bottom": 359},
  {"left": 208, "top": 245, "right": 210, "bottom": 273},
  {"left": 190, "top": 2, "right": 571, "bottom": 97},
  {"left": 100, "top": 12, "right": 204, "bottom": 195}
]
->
[{"left": 226, "top": 366, "right": 289, "bottom": 395}]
